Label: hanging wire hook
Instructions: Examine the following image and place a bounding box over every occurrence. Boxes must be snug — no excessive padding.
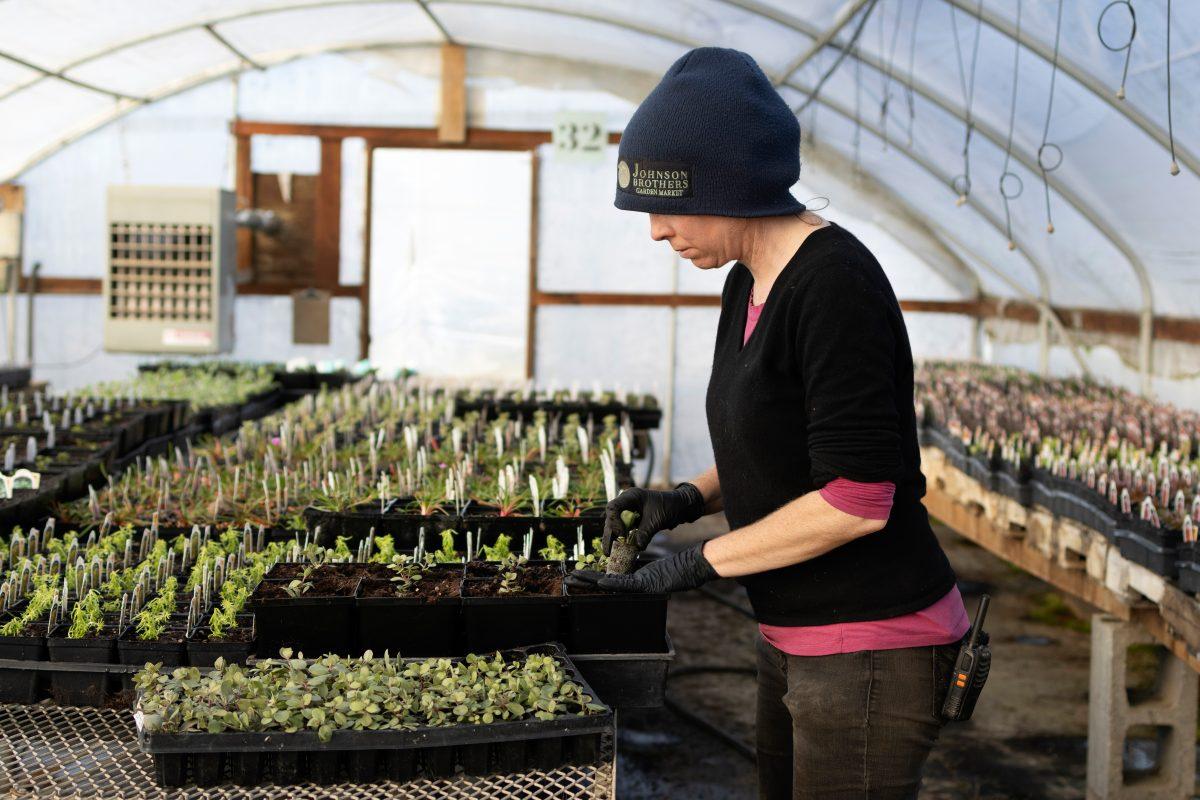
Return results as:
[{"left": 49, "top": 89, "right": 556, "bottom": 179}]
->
[
  {"left": 903, "top": 0, "right": 926, "bottom": 149},
  {"left": 948, "top": 0, "right": 985, "bottom": 206},
  {"left": 1097, "top": 0, "right": 1136, "bottom": 100},
  {"left": 1038, "top": 0, "right": 1066, "bottom": 233},
  {"left": 999, "top": 0, "right": 1024, "bottom": 249}
]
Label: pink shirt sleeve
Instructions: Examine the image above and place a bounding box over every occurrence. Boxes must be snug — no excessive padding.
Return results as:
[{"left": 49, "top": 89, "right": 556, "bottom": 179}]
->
[{"left": 819, "top": 477, "right": 895, "bottom": 520}]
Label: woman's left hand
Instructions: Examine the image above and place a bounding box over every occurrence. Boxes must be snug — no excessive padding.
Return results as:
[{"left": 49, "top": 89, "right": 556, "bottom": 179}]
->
[{"left": 566, "top": 543, "right": 718, "bottom": 594}]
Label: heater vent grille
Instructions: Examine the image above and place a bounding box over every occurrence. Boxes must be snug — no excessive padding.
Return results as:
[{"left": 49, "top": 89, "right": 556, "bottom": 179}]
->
[{"left": 107, "top": 222, "right": 214, "bottom": 322}]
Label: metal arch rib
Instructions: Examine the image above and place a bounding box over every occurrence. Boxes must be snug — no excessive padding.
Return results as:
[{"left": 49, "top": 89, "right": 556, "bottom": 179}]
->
[
  {"left": 792, "top": 83, "right": 1095, "bottom": 376},
  {"left": 415, "top": 0, "right": 454, "bottom": 42},
  {"left": 773, "top": 0, "right": 875, "bottom": 86},
  {"left": 0, "top": 50, "right": 146, "bottom": 103}
]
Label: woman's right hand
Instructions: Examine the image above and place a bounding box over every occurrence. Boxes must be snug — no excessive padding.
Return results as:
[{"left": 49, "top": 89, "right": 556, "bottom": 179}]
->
[{"left": 602, "top": 483, "right": 706, "bottom": 554}]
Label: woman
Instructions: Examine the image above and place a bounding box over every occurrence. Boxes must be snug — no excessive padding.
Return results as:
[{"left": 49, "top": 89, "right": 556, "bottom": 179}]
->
[{"left": 568, "top": 48, "right": 969, "bottom": 799}]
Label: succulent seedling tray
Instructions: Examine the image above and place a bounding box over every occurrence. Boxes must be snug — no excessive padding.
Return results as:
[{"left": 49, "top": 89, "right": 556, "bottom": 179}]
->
[{"left": 136, "top": 645, "right": 613, "bottom": 788}]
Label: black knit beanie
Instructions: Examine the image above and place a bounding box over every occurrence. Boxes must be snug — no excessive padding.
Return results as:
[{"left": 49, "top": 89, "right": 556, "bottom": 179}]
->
[{"left": 614, "top": 47, "right": 805, "bottom": 218}]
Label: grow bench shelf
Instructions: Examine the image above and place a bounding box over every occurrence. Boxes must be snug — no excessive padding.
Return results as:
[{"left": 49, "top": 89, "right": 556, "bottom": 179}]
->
[
  {"left": 136, "top": 645, "right": 614, "bottom": 789},
  {"left": 0, "top": 701, "right": 615, "bottom": 799}
]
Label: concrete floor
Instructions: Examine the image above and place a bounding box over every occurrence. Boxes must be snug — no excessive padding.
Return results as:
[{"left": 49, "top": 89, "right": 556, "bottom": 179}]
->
[{"left": 615, "top": 515, "right": 1108, "bottom": 799}]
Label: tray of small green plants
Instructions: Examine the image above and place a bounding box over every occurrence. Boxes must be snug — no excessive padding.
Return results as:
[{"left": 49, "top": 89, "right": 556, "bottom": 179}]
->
[{"left": 134, "top": 643, "right": 611, "bottom": 787}]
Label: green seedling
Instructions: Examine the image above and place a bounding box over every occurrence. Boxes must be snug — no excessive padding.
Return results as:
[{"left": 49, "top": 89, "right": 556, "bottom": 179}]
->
[
  {"left": 67, "top": 590, "right": 105, "bottom": 639},
  {"left": 538, "top": 534, "right": 566, "bottom": 561},
  {"left": 481, "top": 533, "right": 512, "bottom": 562},
  {"left": 432, "top": 529, "right": 460, "bottom": 564}
]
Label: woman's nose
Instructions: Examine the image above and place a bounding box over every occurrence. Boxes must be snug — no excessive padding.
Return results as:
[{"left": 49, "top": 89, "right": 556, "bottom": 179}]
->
[{"left": 649, "top": 215, "right": 672, "bottom": 242}]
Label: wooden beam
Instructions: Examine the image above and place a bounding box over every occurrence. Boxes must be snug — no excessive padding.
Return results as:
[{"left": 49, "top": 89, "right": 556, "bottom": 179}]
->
[
  {"left": 238, "top": 282, "right": 361, "bottom": 298},
  {"left": 534, "top": 291, "right": 721, "bottom": 308},
  {"left": 0, "top": 183, "right": 24, "bottom": 213},
  {"left": 231, "top": 120, "right": 622, "bottom": 151},
  {"left": 234, "top": 133, "right": 254, "bottom": 276},
  {"left": 361, "top": 146, "right": 374, "bottom": 362},
  {"left": 17, "top": 276, "right": 100, "bottom": 294},
  {"left": 313, "top": 137, "right": 342, "bottom": 289},
  {"left": 439, "top": 43, "right": 467, "bottom": 144},
  {"left": 526, "top": 149, "right": 539, "bottom": 379}
]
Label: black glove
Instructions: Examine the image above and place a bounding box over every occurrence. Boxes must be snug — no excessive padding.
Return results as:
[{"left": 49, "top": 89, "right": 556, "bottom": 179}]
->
[
  {"left": 602, "top": 483, "right": 705, "bottom": 554},
  {"left": 566, "top": 543, "right": 718, "bottom": 594}
]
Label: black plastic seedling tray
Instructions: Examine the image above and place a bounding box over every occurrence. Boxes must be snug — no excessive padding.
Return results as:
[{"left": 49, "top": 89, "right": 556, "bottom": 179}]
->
[
  {"left": 1114, "top": 523, "right": 1182, "bottom": 579},
  {"left": 1177, "top": 542, "right": 1200, "bottom": 595},
  {"left": 136, "top": 645, "right": 613, "bottom": 788}
]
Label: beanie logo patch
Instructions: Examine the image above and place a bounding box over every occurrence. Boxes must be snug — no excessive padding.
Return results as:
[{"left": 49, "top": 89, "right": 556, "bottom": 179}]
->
[{"left": 617, "top": 160, "right": 693, "bottom": 198}]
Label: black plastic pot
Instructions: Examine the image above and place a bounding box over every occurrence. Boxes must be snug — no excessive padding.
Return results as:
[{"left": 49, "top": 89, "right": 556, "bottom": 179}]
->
[
  {"left": 571, "top": 637, "right": 674, "bottom": 709},
  {"left": 46, "top": 626, "right": 118, "bottom": 707},
  {"left": 377, "top": 511, "right": 464, "bottom": 552},
  {"left": 462, "top": 565, "right": 564, "bottom": 653},
  {"left": 303, "top": 502, "right": 395, "bottom": 546},
  {"left": 0, "top": 622, "right": 48, "bottom": 703},
  {"left": 117, "top": 628, "right": 187, "bottom": 692},
  {"left": 186, "top": 624, "right": 257, "bottom": 668},
  {"left": 565, "top": 584, "right": 668, "bottom": 654},
  {"left": 248, "top": 580, "right": 359, "bottom": 658},
  {"left": 355, "top": 572, "right": 461, "bottom": 657}
]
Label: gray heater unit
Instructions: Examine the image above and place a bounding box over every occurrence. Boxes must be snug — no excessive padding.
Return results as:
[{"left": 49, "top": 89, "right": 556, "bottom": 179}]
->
[{"left": 103, "top": 186, "right": 235, "bottom": 354}]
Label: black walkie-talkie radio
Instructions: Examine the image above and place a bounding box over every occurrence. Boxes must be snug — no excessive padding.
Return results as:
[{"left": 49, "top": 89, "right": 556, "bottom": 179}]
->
[{"left": 941, "top": 594, "right": 991, "bottom": 722}]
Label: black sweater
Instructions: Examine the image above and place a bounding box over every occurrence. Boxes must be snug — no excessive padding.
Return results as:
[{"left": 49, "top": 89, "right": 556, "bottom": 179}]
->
[{"left": 704, "top": 221, "right": 957, "bottom": 626}]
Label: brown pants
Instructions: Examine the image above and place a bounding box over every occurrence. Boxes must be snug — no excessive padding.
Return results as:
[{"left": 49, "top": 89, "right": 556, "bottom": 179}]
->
[{"left": 755, "top": 634, "right": 960, "bottom": 799}]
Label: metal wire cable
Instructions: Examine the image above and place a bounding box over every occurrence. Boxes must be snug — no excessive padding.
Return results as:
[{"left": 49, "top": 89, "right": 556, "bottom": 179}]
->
[
  {"left": 1037, "top": 0, "right": 1066, "bottom": 234},
  {"left": 878, "top": 1, "right": 906, "bottom": 150},
  {"left": 1166, "top": 0, "right": 1179, "bottom": 175},
  {"left": 793, "top": 0, "right": 879, "bottom": 117},
  {"left": 948, "top": 0, "right": 986, "bottom": 205},
  {"left": 854, "top": 38, "right": 863, "bottom": 171},
  {"left": 1097, "top": 1, "right": 1136, "bottom": 101},
  {"left": 904, "top": 0, "right": 927, "bottom": 148},
  {"left": 998, "top": 0, "right": 1024, "bottom": 251}
]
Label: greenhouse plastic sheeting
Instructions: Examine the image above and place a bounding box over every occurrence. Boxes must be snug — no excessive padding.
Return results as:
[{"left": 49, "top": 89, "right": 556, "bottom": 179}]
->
[{"left": 2, "top": 0, "right": 1195, "bottom": 318}]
